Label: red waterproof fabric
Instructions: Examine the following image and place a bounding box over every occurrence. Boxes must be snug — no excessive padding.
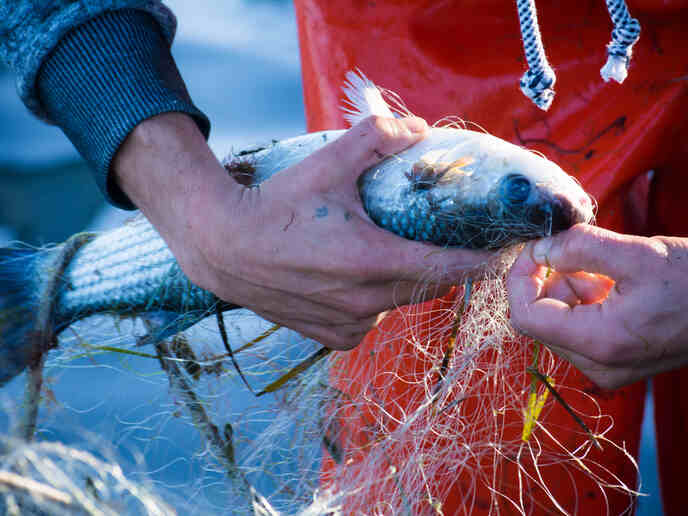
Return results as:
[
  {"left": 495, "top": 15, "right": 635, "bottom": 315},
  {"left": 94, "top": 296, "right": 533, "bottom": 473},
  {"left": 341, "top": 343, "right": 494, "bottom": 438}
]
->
[{"left": 294, "top": 1, "right": 688, "bottom": 513}]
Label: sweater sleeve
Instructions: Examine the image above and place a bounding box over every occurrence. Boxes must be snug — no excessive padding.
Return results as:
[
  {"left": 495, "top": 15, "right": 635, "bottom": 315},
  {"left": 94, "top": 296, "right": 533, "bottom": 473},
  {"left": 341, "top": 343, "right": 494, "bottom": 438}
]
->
[{"left": 0, "top": 2, "right": 210, "bottom": 209}]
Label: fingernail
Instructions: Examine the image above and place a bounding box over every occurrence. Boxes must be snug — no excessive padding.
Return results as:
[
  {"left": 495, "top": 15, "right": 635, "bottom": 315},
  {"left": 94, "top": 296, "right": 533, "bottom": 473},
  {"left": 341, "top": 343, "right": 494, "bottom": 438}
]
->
[
  {"left": 532, "top": 238, "right": 552, "bottom": 265},
  {"left": 403, "top": 116, "right": 428, "bottom": 134}
]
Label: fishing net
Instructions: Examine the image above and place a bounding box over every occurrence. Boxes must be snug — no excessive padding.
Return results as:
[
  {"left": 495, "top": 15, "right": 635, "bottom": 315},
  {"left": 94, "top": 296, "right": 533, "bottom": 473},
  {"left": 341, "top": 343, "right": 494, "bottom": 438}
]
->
[
  {"left": 0, "top": 436, "right": 174, "bottom": 515},
  {"left": 0, "top": 248, "right": 639, "bottom": 515},
  {"left": 0, "top": 71, "right": 634, "bottom": 514}
]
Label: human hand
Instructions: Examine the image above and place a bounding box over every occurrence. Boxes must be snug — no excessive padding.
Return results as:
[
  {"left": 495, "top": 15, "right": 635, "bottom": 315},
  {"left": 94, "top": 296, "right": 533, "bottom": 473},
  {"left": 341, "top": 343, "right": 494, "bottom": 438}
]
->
[
  {"left": 114, "top": 113, "right": 490, "bottom": 350},
  {"left": 507, "top": 224, "right": 688, "bottom": 389}
]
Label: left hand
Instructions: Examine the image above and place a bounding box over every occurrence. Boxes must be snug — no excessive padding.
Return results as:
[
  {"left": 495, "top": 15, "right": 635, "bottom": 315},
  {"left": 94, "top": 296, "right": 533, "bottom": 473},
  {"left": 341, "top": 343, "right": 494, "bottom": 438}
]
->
[
  {"left": 113, "top": 113, "right": 490, "bottom": 351},
  {"left": 507, "top": 223, "right": 688, "bottom": 389}
]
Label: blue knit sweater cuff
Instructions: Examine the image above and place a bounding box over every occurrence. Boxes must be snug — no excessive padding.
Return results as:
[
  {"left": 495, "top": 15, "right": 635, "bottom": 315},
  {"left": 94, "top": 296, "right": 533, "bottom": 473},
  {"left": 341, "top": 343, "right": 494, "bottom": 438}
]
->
[{"left": 37, "top": 9, "right": 210, "bottom": 210}]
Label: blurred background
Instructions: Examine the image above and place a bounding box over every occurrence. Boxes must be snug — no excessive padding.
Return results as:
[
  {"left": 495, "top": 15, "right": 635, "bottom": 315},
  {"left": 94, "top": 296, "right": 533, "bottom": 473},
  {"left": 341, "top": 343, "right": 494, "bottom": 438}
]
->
[
  {"left": 0, "top": 0, "right": 304, "bottom": 245},
  {"left": 0, "top": 0, "right": 663, "bottom": 514}
]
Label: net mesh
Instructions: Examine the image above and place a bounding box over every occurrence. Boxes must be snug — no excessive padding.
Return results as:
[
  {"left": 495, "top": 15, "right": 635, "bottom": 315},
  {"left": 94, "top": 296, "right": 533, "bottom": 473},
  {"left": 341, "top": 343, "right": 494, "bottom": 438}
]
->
[{"left": 0, "top": 249, "right": 639, "bottom": 515}]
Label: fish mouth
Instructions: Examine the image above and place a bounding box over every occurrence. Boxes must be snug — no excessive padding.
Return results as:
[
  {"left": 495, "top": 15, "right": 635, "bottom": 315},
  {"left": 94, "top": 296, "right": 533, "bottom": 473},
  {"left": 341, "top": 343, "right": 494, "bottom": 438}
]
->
[
  {"left": 475, "top": 173, "right": 594, "bottom": 246},
  {"left": 530, "top": 191, "right": 593, "bottom": 237}
]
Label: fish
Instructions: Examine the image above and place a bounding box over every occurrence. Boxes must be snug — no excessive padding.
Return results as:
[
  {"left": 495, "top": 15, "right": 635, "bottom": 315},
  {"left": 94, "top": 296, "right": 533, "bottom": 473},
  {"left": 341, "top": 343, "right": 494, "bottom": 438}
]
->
[{"left": 0, "top": 71, "right": 593, "bottom": 385}]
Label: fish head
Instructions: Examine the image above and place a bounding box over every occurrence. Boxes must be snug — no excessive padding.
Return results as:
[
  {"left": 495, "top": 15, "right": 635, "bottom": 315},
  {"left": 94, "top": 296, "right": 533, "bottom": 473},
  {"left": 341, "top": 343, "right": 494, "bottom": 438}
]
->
[
  {"left": 480, "top": 146, "right": 594, "bottom": 246},
  {"left": 384, "top": 128, "right": 594, "bottom": 249}
]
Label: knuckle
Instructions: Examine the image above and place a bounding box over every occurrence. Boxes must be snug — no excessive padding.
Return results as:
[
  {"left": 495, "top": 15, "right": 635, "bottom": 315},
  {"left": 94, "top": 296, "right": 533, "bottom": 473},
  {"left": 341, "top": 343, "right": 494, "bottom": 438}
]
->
[
  {"left": 327, "top": 334, "right": 359, "bottom": 351},
  {"left": 646, "top": 237, "right": 670, "bottom": 263},
  {"left": 349, "top": 298, "right": 379, "bottom": 320},
  {"left": 361, "top": 115, "right": 396, "bottom": 146}
]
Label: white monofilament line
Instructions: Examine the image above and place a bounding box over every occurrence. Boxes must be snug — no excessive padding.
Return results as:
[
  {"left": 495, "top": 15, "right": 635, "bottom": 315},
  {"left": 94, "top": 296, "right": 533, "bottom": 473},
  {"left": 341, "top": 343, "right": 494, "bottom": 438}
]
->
[
  {"left": 14, "top": 252, "right": 640, "bottom": 514},
  {"left": 303, "top": 253, "right": 638, "bottom": 514}
]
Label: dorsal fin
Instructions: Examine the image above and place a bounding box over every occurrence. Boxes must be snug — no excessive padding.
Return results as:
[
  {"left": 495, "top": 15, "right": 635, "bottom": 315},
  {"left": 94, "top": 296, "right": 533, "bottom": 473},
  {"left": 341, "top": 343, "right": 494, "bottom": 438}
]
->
[{"left": 341, "top": 70, "right": 395, "bottom": 126}]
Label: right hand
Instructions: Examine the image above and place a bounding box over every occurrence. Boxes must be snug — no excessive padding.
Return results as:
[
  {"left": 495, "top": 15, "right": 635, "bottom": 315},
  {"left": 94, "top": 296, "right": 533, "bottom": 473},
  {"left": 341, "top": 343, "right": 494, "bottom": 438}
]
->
[
  {"left": 508, "top": 224, "right": 688, "bottom": 389},
  {"left": 114, "top": 113, "right": 490, "bottom": 350}
]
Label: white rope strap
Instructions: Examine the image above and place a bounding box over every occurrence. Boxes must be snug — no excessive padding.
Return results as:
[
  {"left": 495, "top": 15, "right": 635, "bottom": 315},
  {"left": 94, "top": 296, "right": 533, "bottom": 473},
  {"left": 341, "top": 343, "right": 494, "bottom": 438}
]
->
[
  {"left": 600, "top": 0, "right": 641, "bottom": 83},
  {"left": 516, "top": 0, "right": 556, "bottom": 111}
]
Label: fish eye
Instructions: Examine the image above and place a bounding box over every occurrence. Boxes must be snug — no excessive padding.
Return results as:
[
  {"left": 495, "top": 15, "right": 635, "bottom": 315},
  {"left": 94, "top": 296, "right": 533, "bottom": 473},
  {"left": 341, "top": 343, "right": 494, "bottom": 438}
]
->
[{"left": 501, "top": 173, "right": 531, "bottom": 205}]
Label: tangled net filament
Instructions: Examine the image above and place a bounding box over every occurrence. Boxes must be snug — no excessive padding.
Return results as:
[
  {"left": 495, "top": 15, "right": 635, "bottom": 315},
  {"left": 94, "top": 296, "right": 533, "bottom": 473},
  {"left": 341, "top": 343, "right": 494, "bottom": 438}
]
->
[
  {"left": 3, "top": 254, "right": 639, "bottom": 515},
  {"left": 312, "top": 253, "right": 638, "bottom": 515},
  {"left": 0, "top": 438, "right": 173, "bottom": 515}
]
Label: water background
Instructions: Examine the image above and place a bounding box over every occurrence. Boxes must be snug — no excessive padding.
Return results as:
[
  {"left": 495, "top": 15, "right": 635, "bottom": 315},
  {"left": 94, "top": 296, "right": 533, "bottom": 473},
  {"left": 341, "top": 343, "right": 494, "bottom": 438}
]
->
[{"left": 0, "top": 1, "right": 663, "bottom": 514}]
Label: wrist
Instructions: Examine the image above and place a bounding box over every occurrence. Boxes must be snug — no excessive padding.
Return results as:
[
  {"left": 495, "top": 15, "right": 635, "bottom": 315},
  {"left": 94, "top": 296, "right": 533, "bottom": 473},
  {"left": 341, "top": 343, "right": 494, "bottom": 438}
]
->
[{"left": 113, "top": 112, "right": 240, "bottom": 238}]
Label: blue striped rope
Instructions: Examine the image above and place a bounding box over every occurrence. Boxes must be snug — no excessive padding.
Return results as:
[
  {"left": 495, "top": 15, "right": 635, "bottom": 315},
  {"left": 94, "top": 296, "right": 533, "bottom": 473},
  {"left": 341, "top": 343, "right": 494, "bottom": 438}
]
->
[
  {"left": 601, "top": 0, "right": 641, "bottom": 82},
  {"left": 515, "top": 0, "right": 641, "bottom": 109},
  {"left": 516, "top": 0, "right": 555, "bottom": 110}
]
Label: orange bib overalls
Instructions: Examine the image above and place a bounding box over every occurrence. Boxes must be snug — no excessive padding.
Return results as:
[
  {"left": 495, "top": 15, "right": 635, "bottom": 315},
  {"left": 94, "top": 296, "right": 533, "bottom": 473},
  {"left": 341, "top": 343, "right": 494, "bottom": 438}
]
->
[{"left": 294, "top": 1, "right": 688, "bottom": 513}]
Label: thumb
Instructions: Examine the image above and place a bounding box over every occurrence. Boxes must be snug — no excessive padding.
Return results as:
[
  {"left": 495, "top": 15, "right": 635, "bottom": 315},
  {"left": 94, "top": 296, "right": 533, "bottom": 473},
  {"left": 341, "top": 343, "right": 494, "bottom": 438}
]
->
[
  {"left": 529, "top": 224, "right": 645, "bottom": 280},
  {"left": 309, "top": 115, "right": 428, "bottom": 182}
]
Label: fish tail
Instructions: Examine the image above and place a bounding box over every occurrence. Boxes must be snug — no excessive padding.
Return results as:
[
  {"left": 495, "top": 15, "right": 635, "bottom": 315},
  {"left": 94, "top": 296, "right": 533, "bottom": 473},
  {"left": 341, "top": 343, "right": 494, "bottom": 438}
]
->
[
  {"left": 0, "top": 234, "right": 94, "bottom": 386},
  {"left": 0, "top": 245, "right": 46, "bottom": 384}
]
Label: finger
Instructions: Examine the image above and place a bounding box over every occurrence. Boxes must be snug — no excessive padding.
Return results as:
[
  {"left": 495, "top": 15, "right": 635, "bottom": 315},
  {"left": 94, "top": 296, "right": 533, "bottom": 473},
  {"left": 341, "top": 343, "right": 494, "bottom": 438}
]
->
[
  {"left": 222, "top": 282, "right": 366, "bottom": 326},
  {"left": 507, "top": 247, "right": 610, "bottom": 353},
  {"left": 305, "top": 281, "right": 452, "bottom": 321},
  {"left": 342, "top": 216, "right": 494, "bottom": 282},
  {"left": 233, "top": 276, "right": 435, "bottom": 328},
  {"left": 506, "top": 241, "right": 551, "bottom": 313},
  {"left": 511, "top": 296, "right": 610, "bottom": 355},
  {"left": 352, "top": 231, "right": 493, "bottom": 283},
  {"left": 543, "top": 271, "right": 614, "bottom": 306},
  {"left": 306, "top": 115, "right": 428, "bottom": 183},
  {"left": 344, "top": 115, "right": 429, "bottom": 170},
  {"left": 530, "top": 224, "right": 651, "bottom": 280},
  {"left": 363, "top": 279, "right": 454, "bottom": 310},
  {"left": 256, "top": 311, "right": 377, "bottom": 351},
  {"left": 542, "top": 339, "right": 686, "bottom": 390},
  {"left": 539, "top": 340, "right": 632, "bottom": 390}
]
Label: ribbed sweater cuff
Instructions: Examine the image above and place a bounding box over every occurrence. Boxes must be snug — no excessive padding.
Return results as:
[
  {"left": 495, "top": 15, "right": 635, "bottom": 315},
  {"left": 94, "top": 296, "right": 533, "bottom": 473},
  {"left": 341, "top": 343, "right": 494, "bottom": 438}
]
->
[{"left": 37, "top": 9, "right": 210, "bottom": 210}]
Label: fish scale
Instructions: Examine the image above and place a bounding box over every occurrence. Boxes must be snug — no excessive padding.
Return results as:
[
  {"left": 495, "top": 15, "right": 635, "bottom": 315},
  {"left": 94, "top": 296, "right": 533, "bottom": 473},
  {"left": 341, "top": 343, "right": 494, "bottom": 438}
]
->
[{"left": 53, "top": 216, "right": 217, "bottom": 325}]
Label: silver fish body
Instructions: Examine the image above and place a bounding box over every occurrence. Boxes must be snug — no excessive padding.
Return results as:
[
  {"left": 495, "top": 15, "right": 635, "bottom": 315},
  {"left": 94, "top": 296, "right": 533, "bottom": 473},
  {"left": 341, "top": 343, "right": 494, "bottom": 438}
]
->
[
  {"left": 0, "top": 125, "right": 592, "bottom": 384},
  {"left": 243, "top": 127, "right": 592, "bottom": 249}
]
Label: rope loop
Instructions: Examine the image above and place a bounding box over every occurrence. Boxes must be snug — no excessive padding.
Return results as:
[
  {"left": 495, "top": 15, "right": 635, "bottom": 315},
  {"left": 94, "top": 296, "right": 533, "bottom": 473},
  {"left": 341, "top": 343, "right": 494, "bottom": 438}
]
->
[
  {"left": 516, "top": 0, "right": 556, "bottom": 110},
  {"left": 519, "top": 65, "right": 556, "bottom": 111},
  {"left": 601, "top": 0, "right": 641, "bottom": 83},
  {"left": 33, "top": 232, "right": 96, "bottom": 356}
]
